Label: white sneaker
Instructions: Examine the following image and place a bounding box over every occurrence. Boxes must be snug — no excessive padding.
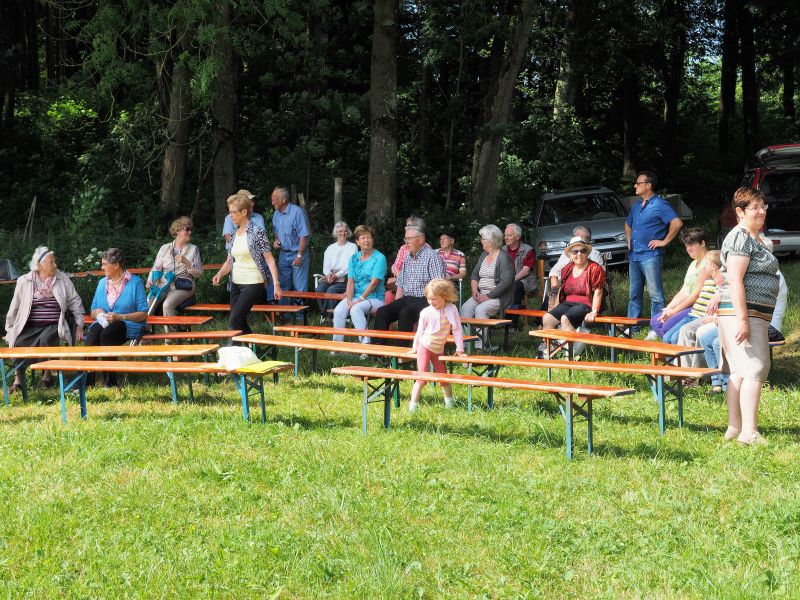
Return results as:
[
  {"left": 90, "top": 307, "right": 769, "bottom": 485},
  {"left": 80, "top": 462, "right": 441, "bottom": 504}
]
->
[
  {"left": 359, "top": 353, "right": 368, "bottom": 360},
  {"left": 444, "top": 397, "right": 454, "bottom": 409},
  {"left": 645, "top": 331, "right": 660, "bottom": 341},
  {"left": 409, "top": 402, "right": 419, "bottom": 413}
]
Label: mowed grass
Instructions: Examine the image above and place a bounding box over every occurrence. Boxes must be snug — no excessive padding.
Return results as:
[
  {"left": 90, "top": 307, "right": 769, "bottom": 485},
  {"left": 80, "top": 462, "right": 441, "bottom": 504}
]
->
[{"left": 2, "top": 257, "right": 800, "bottom": 598}]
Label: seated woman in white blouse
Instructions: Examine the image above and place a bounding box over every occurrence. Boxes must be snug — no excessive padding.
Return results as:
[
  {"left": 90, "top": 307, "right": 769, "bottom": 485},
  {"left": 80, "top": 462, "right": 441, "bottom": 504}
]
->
[{"left": 315, "top": 221, "right": 358, "bottom": 318}]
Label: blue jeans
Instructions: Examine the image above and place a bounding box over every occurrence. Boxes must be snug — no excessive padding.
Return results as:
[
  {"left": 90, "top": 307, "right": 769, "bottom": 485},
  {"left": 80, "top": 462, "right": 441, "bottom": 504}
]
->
[
  {"left": 698, "top": 324, "right": 728, "bottom": 389},
  {"left": 268, "top": 251, "right": 310, "bottom": 305},
  {"left": 663, "top": 314, "right": 697, "bottom": 345},
  {"left": 628, "top": 256, "right": 665, "bottom": 319}
]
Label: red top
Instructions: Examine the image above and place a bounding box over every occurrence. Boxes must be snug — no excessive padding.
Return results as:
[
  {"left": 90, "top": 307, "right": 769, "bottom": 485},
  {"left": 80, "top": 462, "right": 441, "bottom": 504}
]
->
[{"left": 559, "top": 260, "right": 605, "bottom": 308}]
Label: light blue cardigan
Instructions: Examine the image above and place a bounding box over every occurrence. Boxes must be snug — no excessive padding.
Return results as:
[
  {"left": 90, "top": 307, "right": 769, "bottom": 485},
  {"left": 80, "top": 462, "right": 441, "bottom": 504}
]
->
[{"left": 90, "top": 275, "right": 148, "bottom": 339}]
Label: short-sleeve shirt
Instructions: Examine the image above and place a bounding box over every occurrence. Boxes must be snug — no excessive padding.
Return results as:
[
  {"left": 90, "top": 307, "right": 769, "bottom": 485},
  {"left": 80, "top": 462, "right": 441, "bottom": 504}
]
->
[
  {"left": 349, "top": 250, "right": 387, "bottom": 301},
  {"left": 437, "top": 248, "right": 466, "bottom": 278},
  {"left": 626, "top": 194, "right": 678, "bottom": 261},
  {"left": 680, "top": 258, "right": 705, "bottom": 296},
  {"left": 223, "top": 212, "right": 265, "bottom": 238},
  {"left": 396, "top": 245, "right": 446, "bottom": 297},
  {"left": 719, "top": 226, "right": 779, "bottom": 320},
  {"left": 558, "top": 261, "right": 605, "bottom": 308},
  {"left": 272, "top": 203, "right": 310, "bottom": 253}
]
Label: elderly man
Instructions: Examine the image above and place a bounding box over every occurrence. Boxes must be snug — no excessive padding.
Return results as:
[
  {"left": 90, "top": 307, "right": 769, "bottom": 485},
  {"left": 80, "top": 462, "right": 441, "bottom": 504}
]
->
[
  {"left": 503, "top": 223, "right": 538, "bottom": 327},
  {"left": 625, "top": 171, "right": 682, "bottom": 319},
  {"left": 373, "top": 224, "right": 445, "bottom": 343},
  {"left": 271, "top": 186, "right": 311, "bottom": 299},
  {"left": 222, "top": 189, "right": 265, "bottom": 243}
]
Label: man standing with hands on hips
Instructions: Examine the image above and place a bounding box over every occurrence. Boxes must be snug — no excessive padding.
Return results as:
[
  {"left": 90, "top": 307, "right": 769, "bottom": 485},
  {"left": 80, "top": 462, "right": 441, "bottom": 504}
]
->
[
  {"left": 625, "top": 171, "right": 683, "bottom": 325},
  {"left": 271, "top": 186, "right": 311, "bottom": 302}
]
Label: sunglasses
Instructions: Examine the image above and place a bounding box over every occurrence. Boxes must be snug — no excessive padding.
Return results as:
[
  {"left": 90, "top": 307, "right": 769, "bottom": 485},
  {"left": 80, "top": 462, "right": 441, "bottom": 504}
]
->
[{"left": 570, "top": 248, "right": 588, "bottom": 255}]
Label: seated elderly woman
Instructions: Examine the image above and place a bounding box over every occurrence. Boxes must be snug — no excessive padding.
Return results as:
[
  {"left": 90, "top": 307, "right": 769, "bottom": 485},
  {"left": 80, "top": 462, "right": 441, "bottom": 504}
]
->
[
  {"left": 147, "top": 216, "right": 202, "bottom": 319},
  {"left": 332, "top": 225, "right": 387, "bottom": 344},
  {"left": 3, "top": 246, "right": 85, "bottom": 392},
  {"left": 460, "top": 224, "right": 515, "bottom": 321},
  {"left": 542, "top": 236, "right": 605, "bottom": 335},
  {"left": 87, "top": 248, "right": 148, "bottom": 386},
  {"left": 315, "top": 221, "right": 358, "bottom": 319}
]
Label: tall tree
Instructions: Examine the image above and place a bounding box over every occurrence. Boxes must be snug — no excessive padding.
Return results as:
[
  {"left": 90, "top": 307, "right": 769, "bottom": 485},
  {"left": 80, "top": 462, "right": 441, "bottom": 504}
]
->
[
  {"left": 552, "top": 0, "right": 591, "bottom": 118},
  {"left": 471, "top": 0, "right": 537, "bottom": 220},
  {"left": 659, "top": 0, "right": 688, "bottom": 179},
  {"left": 718, "top": 0, "right": 738, "bottom": 168},
  {"left": 159, "top": 56, "right": 192, "bottom": 220},
  {"left": 210, "top": 0, "right": 238, "bottom": 227},
  {"left": 738, "top": 1, "right": 758, "bottom": 163},
  {"left": 365, "top": 0, "right": 398, "bottom": 230}
]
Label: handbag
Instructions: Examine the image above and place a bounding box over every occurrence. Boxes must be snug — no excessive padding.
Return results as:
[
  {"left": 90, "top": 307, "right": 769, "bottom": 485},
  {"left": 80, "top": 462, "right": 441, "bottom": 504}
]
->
[{"left": 174, "top": 277, "right": 193, "bottom": 291}]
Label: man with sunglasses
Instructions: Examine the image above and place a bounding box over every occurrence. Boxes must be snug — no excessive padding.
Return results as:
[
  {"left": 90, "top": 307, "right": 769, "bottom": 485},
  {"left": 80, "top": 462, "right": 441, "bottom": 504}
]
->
[{"left": 624, "top": 171, "right": 682, "bottom": 321}]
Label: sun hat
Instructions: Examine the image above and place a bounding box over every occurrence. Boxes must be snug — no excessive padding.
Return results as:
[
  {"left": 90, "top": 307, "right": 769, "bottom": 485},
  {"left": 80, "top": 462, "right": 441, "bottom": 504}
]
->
[{"left": 563, "top": 235, "right": 593, "bottom": 257}]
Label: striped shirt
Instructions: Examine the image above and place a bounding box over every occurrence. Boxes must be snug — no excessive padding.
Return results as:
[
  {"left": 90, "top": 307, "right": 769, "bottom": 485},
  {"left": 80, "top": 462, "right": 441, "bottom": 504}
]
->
[
  {"left": 396, "top": 245, "right": 445, "bottom": 298},
  {"left": 437, "top": 248, "right": 466, "bottom": 279},
  {"left": 28, "top": 295, "right": 61, "bottom": 326},
  {"left": 689, "top": 278, "right": 717, "bottom": 318}
]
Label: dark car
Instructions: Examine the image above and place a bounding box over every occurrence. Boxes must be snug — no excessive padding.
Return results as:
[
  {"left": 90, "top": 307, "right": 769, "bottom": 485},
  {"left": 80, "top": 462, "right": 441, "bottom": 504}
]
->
[{"left": 718, "top": 144, "right": 800, "bottom": 254}]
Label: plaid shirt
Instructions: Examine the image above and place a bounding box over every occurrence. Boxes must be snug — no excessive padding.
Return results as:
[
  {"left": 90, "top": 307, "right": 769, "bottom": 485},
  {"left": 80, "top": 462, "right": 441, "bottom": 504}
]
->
[{"left": 396, "top": 245, "right": 445, "bottom": 297}]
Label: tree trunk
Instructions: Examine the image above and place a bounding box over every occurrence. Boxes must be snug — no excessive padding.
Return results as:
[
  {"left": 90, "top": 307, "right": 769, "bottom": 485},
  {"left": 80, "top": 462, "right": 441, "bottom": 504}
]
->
[
  {"left": 470, "top": 0, "right": 537, "bottom": 221},
  {"left": 211, "top": 0, "right": 238, "bottom": 227},
  {"left": 622, "top": 76, "right": 638, "bottom": 179},
  {"left": 444, "top": 36, "right": 465, "bottom": 211},
  {"left": 718, "top": 0, "right": 738, "bottom": 168},
  {"left": 739, "top": 1, "right": 758, "bottom": 163},
  {"left": 553, "top": 0, "right": 589, "bottom": 118},
  {"left": 660, "top": 0, "right": 687, "bottom": 180},
  {"left": 782, "top": 56, "right": 796, "bottom": 123},
  {"left": 365, "top": 0, "right": 398, "bottom": 230},
  {"left": 159, "top": 59, "right": 191, "bottom": 220},
  {"left": 45, "top": 0, "right": 66, "bottom": 85}
]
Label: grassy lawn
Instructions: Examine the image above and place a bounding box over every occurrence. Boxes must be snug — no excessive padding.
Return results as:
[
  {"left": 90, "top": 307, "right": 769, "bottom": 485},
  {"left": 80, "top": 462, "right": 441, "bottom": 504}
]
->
[{"left": 2, "top": 256, "right": 800, "bottom": 598}]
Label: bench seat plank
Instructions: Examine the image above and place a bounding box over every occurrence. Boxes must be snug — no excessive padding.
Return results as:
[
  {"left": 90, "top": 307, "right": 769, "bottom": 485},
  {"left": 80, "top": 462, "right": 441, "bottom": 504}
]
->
[
  {"left": 185, "top": 303, "right": 307, "bottom": 314},
  {"left": 141, "top": 330, "right": 243, "bottom": 342},
  {"left": 84, "top": 315, "right": 212, "bottom": 327},
  {"left": 273, "top": 325, "right": 476, "bottom": 345}
]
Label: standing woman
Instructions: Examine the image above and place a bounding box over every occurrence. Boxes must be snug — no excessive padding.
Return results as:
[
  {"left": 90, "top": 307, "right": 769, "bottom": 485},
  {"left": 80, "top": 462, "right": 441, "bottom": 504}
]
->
[
  {"left": 315, "top": 221, "right": 358, "bottom": 318},
  {"left": 147, "top": 216, "right": 202, "bottom": 317},
  {"left": 4, "top": 246, "right": 85, "bottom": 391},
  {"left": 718, "top": 188, "right": 779, "bottom": 445},
  {"left": 332, "top": 225, "right": 387, "bottom": 344},
  {"left": 212, "top": 193, "right": 282, "bottom": 334}
]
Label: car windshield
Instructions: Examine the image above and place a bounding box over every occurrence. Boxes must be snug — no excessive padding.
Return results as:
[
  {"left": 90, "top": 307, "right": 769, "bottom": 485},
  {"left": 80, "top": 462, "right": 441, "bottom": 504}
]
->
[{"left": 538, "top": 193, "right": 625, "bottom": 227}]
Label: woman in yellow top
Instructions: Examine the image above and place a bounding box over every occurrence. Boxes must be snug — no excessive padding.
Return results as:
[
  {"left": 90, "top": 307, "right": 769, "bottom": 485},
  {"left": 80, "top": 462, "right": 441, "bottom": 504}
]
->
[{"left": 212, "top": 194, "right": 282, "bottom": 335}]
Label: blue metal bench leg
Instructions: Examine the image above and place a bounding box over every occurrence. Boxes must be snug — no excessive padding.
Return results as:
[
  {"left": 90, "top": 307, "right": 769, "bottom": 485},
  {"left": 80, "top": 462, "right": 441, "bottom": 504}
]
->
[
  {"left": 257, "top": 377, "right": 266, "bottom": 423},
  {"left": 78, "top": 373, "right": 87, "bottom": 419},
  {"left": 362, "top": 379, "right": 369, "bottom": 435},
  {"left": 383, "top": 378, "right": 393, "bottom": 429},
  {"left": 58, "top": 370, "right": 67, "bottom": 424},
  {"left": 657, "top": 376, "right": 665, "bottom": 434},
  {"left": 564, "top": 397, "right": 574, "bottom": 460},
  {"left": 391, "top": 358, "right": 400, "bottom": 408},
  {"left": 237, "top": 374, "right": 250, "bottom": 422},
  {"left": 610, "top": 324, "right": 617, "bottom": 362},
  {"left": 1, "top": 359, "right": 9, "bottom": 406}
]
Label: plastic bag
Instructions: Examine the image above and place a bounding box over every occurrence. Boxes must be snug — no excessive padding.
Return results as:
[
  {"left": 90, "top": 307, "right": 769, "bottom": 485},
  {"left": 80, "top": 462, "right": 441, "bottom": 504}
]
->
[{"left": 217, "top": 346, "right": 260, "bottom": 371}]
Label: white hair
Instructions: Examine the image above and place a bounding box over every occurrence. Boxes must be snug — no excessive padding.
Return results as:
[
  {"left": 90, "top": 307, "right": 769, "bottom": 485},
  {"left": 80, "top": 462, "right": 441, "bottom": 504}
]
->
[
  {"left": 29, "top": 246, "right": 53, "bottom": 272},
  {"left": 479, "top": 225, "right": 504, "bottom": 249},
  {"left": 331, "top": 221, "right": 352, "bottom": 238},
  {"left": 505, "top": 223, "right": 522, "bottom": 238}
]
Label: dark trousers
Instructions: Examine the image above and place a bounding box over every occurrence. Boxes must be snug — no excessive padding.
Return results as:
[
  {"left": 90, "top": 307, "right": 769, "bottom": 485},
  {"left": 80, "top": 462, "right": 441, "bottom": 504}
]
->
[
  {"left": 315, "top": 279, "right": 347, "bottom": 315},
  {"left": 229, "top": 282, "right": 266, "bottom": 335},
  {"left": 372, "top": 296, "right": 429, "bottom": 345},
  {"left": 509, "top": 280, "right": 527, "bottom": 327},
  {"left": 85, "top": 321, "right": 128, "bottom": 386}
]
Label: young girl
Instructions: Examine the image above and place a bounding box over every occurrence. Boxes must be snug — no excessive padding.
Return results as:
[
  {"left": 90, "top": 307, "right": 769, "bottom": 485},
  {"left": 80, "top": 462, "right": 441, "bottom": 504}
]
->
[{"left": 408, "top": 278, "right": 466, "bottom": 412}]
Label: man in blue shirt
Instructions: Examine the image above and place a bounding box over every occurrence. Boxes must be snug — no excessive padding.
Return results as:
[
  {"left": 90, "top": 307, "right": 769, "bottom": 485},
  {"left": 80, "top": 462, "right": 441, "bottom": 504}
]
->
[
  {"left": 624, "top": 171, "right": 683, "bottom": 320},
  {"left": 222, "top": 189, "right": 265, "bottom": 243},
  {"left": 271, "top": 186, "right": 311, "bottom": 300}
]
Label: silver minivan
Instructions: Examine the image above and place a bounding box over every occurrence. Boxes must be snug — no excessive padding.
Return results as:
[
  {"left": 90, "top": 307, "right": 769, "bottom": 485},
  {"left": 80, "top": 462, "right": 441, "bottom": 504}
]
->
[{"left": 522, "top": 185, "right": 629, "bottom": 271}]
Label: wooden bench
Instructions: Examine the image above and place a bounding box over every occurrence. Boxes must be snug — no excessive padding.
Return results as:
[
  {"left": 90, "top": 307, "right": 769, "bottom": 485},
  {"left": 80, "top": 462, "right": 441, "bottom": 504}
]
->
[
  {"left": 1, "top": 343, "right": 218, "bottom": 407},
  {"left": 140, "top": 330, "right": 243, "bottom": 343},
  {"left": 185, "top": 303, "right": 309, "bottom": 327},
  {"left": 331, "top": 365, "right": 635, "bottom": 459},
  {"left": 30, "top": 358, "right": 292, "bottom": 423},
  {"left": 460, "top": 317, "right": 513, "bottom": 352},
  {"left": 441, "top": 354, "right": 719, "bottom": 434},
  {"left": 272, "top": 324, "right": 478, "bottom": 346},
  {"left": 233, "top": 333, "right": 417, "bottom": 377},
  {"left": 281, "top": 290, "right": 345, "bottom": 302},
  {"left": 505, "top": 309, "right": 649, "bottom": 360},
  {"left": 531, "top": 329, "right": 702, "bottom": 365},
  {"left": 84, "top": 315, "right": 213, "bottom": 328}
]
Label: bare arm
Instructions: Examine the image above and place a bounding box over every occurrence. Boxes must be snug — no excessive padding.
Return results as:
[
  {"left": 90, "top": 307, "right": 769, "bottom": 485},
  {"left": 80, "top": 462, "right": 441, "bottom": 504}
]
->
[{"left": 650, "top": 218, "right": 683, "bottom": 249}]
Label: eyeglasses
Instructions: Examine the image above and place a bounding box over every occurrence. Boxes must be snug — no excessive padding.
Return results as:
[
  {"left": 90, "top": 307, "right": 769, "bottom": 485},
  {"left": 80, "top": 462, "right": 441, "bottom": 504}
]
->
[
  {"left": 228, "top": 208, "right": 245, "bottom": 215},
  {"left": 744, "top": 204, "right": 768, "bottom": 212},
  {"left": 404, "top": 235, "right": 421, "bottom": 242},
  {"left": 634, "top": 180, "right": 650, "bottom": 186},
  {"left": 570, "top": 248, "right": 588, "bottom": 255}
]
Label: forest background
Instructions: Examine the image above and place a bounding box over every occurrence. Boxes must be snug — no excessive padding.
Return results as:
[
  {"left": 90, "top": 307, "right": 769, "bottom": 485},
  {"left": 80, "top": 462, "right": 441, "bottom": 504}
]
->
[{"left": 0, "top": 0, "right": 798, "bottom": 273}]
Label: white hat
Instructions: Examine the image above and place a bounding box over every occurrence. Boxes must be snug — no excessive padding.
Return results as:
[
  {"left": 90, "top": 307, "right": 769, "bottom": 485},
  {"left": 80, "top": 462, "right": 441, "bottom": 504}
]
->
[{"left": 563, "top": 236, "right": 593, "bottom": 257}]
